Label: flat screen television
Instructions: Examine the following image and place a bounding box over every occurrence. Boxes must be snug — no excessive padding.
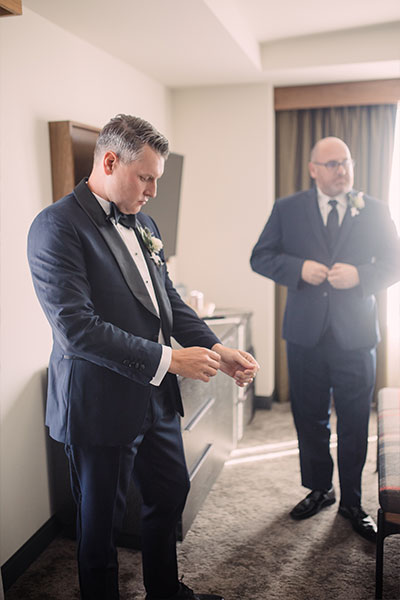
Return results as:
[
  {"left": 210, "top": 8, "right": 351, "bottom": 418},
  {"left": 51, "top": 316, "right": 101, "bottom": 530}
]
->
[
  {"left": 142, "top": 152, "right": 184, "bottom": 259},
  {"left": 49, "top": 120, "right": 183, "bottom": 259}
]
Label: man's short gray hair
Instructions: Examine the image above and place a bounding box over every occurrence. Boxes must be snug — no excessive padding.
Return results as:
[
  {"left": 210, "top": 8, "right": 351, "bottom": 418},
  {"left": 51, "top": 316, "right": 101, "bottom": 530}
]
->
[{"left": 94, "top": 114, "right": 169, "bottom": 163}]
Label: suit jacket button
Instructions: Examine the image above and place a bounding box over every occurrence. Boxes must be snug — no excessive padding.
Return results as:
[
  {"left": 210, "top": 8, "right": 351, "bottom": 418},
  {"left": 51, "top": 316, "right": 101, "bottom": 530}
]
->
[
  {"left": 140, "top": 364, "right": 145, "bottom": 370},
  {"left": 123, "top": 359, "right": 130, "bottom": 366},
  {"left": 323, "top": 292, "right": 328, "bottom": 297}
]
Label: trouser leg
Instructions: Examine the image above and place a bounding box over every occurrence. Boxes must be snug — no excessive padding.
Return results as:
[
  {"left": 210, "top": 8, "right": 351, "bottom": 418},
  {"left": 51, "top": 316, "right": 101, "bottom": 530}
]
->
[
  {"left": 331, "top": 345, "right": 375, "bottom": 507},
  {"left": 65, "top": 443, "right": 138, "bottom": 600},
  {"left": 287, "top": 341, "right": 334, "bottom": 491},
  {"left": 133, "top": 387, "right": 190, "bottom": 598}
]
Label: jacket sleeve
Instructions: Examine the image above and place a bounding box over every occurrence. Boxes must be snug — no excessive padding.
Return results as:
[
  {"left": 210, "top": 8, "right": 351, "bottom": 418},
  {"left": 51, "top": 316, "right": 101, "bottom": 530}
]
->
[
  {"left": 250, "top": 202, "right": 304, "bottom": 290},
  {"left": 27, "top": 208, "right": 162, "bottom": 385},
  {"left": 357, "top": 201, "right": 400, "bottom": 296}
]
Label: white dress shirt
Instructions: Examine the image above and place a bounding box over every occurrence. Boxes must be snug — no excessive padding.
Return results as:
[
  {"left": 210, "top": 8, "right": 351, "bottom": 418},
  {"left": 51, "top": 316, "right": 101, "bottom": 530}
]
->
[
  {"left": 317, "top": 188, "right": 347, "bottom": 226},
  {"left": 94, "top": 194, "right": 172, "bottom": 386}
]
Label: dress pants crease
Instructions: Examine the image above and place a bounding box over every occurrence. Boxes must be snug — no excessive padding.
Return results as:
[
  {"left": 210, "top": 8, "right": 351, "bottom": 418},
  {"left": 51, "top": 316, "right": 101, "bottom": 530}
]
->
[
  {"left": 133, "top": 392, "right": 190, "bottom": 597},
  {"left": 65, "top": 444, "right": 128, "bottom": 600},
  {"left": 287, "top": 341, "right": 334, "bottom": 491}
]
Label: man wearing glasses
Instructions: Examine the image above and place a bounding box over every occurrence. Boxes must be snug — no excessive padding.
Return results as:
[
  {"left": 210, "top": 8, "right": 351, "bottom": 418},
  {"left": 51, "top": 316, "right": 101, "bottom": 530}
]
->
[{"left": 250, "top": 136, "right": 400, "bottom": 543}]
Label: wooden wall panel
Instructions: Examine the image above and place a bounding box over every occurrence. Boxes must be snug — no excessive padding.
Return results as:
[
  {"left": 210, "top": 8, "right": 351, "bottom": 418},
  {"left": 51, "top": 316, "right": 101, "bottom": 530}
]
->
[
  {"left": 275, "top": 79, "right": 400, "bottom": 110},
  {"left": 0, "top": 0, "right": 22, "bottom": 17},
  {"left": 48, "top": 121, "right": 99, "bottom": 202}
]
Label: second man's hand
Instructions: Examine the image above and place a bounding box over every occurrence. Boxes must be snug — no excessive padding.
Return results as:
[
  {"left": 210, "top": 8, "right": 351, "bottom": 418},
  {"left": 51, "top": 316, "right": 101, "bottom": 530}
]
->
[
  {"left": 301, "top": 260, "right": 360, "bottom": 290},
  {"left": 327, "top": 262, "right": 360, "bottom": 289},
  {"left": 301, "top": 260, "right": 329, "bottom": 285}
]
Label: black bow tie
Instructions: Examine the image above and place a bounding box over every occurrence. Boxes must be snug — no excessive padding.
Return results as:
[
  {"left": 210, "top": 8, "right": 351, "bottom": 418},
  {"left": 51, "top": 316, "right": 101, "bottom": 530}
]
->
[{"left": 108, "top": 202, "right": 137, "bottom": 228}]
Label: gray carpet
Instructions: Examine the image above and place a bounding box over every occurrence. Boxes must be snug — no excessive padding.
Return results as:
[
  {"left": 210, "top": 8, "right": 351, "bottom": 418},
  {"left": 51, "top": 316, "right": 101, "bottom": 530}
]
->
[{"left": 5, "top": 403, "right": 400, "bottom": 600}]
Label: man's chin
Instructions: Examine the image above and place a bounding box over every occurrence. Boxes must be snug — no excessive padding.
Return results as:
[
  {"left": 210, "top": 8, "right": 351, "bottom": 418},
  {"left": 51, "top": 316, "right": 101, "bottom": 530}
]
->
[
  {"left": 136, "top": 201, "right": 149, "bottom": 212},
  {"left": 132, "top": 205, "right": 145, "bottom": 214},
  {"left": 331, "top": 184, "right": 352, "bottom": 196}
]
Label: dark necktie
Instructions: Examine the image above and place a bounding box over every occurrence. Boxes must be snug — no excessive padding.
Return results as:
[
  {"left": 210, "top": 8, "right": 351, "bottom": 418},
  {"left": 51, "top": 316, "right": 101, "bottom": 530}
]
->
[
  {"left": 108, "top": 202, "right": 137, "bottom": 228},
  {"left": 326, "top": 199, "right": 339, "bottom": 250}
]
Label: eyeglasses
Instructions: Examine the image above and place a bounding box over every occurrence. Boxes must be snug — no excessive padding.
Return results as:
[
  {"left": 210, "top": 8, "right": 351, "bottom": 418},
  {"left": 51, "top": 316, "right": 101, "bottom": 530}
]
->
[{"left": 312, "top": 159, "right": 355, "bottom": 171}]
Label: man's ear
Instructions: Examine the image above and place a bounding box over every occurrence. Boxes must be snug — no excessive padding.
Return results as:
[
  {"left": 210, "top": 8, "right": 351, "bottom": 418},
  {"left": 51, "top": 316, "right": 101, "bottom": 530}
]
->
[
  {"left": 308, "top": 161, "right": 317, "bottom": 180},
  {"left": 103, "top": 151, "right": 118, "bottom": 175}
]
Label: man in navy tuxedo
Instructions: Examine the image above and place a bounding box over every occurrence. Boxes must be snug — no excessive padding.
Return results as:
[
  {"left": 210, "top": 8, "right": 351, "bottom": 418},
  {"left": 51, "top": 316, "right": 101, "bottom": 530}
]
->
[
  {"left": 28, "top": 114, "right": 258, "bottom": 600},
  {"left": 250, "top": 136, "right": 400, "bottom": 543}
]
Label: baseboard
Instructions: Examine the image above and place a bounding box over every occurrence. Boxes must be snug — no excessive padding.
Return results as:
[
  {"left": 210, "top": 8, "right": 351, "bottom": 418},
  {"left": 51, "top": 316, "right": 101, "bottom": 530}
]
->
[
  {"left": 1, "top": 515, "right": 62, "bottom": 592},
  {"left": 254, "top": 393, "right": 274, "bottom": 410}
]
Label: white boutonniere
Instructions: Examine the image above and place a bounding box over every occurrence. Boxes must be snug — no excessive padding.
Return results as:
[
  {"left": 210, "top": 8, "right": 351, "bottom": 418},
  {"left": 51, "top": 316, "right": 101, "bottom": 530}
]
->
[
  {"left": 137, "top": 225, "right": 164, "bottom": 266},
  {"left": 348, "top": 191, "right": 365, "bottom": 217}
]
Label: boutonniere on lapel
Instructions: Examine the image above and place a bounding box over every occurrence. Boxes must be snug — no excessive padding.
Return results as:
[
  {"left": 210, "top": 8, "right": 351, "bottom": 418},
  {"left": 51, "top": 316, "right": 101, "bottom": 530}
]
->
[
  {"left": 348, "top": 191, "right": 365, "bottom": 217},
  {"left": 137, "top": 224, "right": 164, "bottom": 266}
]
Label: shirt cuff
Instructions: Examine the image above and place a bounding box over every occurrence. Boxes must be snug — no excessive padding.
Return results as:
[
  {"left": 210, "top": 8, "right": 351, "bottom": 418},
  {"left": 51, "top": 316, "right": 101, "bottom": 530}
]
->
[{"left": 150, "top": 345, "right": 172, "bottom": 386}]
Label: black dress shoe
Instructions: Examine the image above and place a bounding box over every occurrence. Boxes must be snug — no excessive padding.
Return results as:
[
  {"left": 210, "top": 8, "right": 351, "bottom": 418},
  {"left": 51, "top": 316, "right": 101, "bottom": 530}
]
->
[
  {"left": 338, "top": 505, "right": 377, "bottom": 543},
  {"left": 290, "top": 487, "right": 336, "bottom": 520},
  {"left": 146, "top": 581, "right": 224, "bottom": 600}
]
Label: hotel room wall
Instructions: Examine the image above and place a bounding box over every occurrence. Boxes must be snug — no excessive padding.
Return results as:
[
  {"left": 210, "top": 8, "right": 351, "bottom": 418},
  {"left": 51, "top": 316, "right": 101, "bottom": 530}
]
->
[{"left": 171, "top": 84, "right": 276, "bottom": 398}]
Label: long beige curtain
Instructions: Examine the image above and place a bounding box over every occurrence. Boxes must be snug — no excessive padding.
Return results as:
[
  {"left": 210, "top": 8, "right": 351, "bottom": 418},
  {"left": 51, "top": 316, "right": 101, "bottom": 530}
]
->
[{"left": 274, "top": 104, "right": 398, "bottom": 402}]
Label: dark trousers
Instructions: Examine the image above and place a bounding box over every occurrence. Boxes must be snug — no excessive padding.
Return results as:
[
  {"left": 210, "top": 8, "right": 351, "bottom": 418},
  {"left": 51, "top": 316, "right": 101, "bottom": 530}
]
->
[
  {"left": 65, "top": 387, "right": 190, "bottom": 600},
  {"left": 287, "top": 329, "right": 376, "bottom": 507}
]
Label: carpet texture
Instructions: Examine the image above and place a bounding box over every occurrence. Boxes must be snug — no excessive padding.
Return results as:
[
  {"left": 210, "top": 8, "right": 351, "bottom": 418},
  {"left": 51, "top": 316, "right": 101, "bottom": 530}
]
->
[{"left": 5, "top": 403, "right": 400, "bottom": 600}]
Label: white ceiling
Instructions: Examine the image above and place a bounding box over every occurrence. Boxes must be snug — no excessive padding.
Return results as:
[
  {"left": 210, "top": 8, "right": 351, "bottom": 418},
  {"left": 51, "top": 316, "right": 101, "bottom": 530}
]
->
[
  {"left": 24, "top": 0, "right": 400, "bottom": 87},
  {"left": 233, "top": 0, "right": 400, "bottom": 41}
]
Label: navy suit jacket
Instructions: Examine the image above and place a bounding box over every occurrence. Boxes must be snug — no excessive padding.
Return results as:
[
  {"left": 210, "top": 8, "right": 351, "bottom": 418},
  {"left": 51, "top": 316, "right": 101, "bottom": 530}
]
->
[
  {"left": 28, "top": 179, "right": 219, "bottom": 446},
  {"left": 250, "top": 188, "right": 400, "bottom": 350}
]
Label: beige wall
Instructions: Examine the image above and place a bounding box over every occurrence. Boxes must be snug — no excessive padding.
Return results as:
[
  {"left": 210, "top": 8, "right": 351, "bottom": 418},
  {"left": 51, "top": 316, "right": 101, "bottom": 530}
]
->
[
  {"left": 171, "top": 84, "right": 276, "bottom": 397},
  {"left": 0, "top": 8, "right": 173, "bottom": 565}
]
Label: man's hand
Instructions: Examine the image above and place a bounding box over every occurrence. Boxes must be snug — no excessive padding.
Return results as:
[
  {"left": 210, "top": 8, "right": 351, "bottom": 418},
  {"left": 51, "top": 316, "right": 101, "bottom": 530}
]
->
[
  {"left": 168, "top": 347, "right": 221, "bottom": 382},
  {"left": 301, "top": 260, "right": 329, "bottom": 285},
  {"left": 212, "top": 343, "right": 260, "bottom": 387},
  {"left": 328, "top": 263, "right": 360, "bottom": 289}
]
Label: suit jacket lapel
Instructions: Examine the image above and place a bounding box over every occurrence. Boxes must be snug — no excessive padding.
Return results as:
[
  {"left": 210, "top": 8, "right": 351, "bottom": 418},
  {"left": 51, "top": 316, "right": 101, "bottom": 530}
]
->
[
  {"left": 73, "top": 179, "right": 159, "bottom": 318},
  {"left": 304, "top": 189, "right": 328, "bottom": 250},
  {"left": 136, "top": 214, "right": 173, "bottom": 340},
  {"left": 331, "top": 205, "right": 353, "bottom": 259}
]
